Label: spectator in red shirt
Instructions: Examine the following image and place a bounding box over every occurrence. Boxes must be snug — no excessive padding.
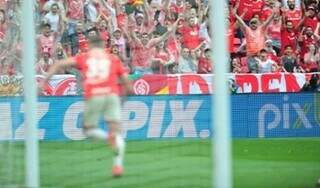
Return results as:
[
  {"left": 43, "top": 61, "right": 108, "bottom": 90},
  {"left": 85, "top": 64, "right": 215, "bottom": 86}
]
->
[
  {"left": 128, "top": 1, "right": 155, "bottom": 34},
  {"left": 66, "top": 0, "right": 85, "bottom": 35},
  {"left": 67, "top": 0, "right": 84, "bottom": 21},
  {"left": 298, "top": 26, "right": 319, "bottom": 62},
  {"left": 281, "top": 20, "right": 298, "bottom": 54},
  {"left": 281, "top": 0, "right": 302, "bottom": 28},
  {"left": 303, "top": 43, "right": 320, "bottom": 72},
  {"left": 300, "top": 6, "right": 319, "bottom": 32},
  {"left": 97, "top": 18, "right": 110, "bottom": 48},
  {"left": 267, "top": 14, "right": 282, "bottom": 53},
  {"left": 233, "top": 6, "right": 276, "bottom": 72},
  {"left": 234, "top": 5, "right": 276, "bottom": 55},
  {"left": 110, "top": 43, "right": 130, "bottom": 73},
  {"left": 237, "top": 0, "right": 264, "bottom": 22},
  {"left": 232, "top": 56, "right": 249, "bottom": 73},
  {"left": 170, "top": 0, "right": 185, "bottom": 15},
  {"left": 237, "top": 0, "right": 253, "bottom": 23},
  {"left": 251, "top": 0, "right": 265, "bottom": 19},
  {"left": 151, "top": 40, "right": 172, "bottom": 74},
  {"left": 98, "top": 0, "right": 121, "bottom": 31},
  {"left": 197, "top": 48, "right": 212, "bottom": 74},
  {"left": 178, "top": 16, "right": 203, "bottom": 50},
  {"left": 0, "top": 58, "right": 16, "bottom": 76},
  {"left": 65, "top": 23, "right": 97, "bottom": 56},
  {"left": 130, "top": 9, "right": 154, "bottom": 34},
  {"left": 111, "top": 28, "right": 127, "bottom": 62},
  {"left": 76, "top": 22, "right": 89, "bottom": 54},
  {"left": 37, "top": 23, "right": 56, "bottom": 57},
  {"left": 260, "top": 0, "right": 276, "bottom": 22},
  {"left": 129, "top": 18, "right": 180, "bottom": 74},
  {"left": 36, "top": 51, "right": 54, "bottom": 75},
  {"left": 264, "top": 39, "right": 279, "bottom": 63}
]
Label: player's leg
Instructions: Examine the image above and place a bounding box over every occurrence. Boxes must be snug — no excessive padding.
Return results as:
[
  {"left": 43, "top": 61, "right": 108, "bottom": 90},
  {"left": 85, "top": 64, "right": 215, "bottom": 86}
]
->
[
  {"left": 83, "top": 96, "right": 108, "bottom": 140},
  {"left": 108, "top": 120, "right": 125, "bottom": 177},
  {"left": 103, "top": 95, "right": 125, "bottom": 177}
]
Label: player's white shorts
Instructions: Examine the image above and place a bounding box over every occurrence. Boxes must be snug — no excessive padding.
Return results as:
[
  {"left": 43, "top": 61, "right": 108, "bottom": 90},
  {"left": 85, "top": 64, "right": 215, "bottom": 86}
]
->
[{"left": 84, "top": 94, "right": 121, "bottom": 126}]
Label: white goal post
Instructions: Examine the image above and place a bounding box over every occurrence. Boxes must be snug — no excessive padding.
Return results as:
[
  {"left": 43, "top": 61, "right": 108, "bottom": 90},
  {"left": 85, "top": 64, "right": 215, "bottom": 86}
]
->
[
  {"left": 21, "top": 0, "right": 39, "bottom": 187},
  {"left": 209, "top": 0, "right": 232, "bottom": 188}
]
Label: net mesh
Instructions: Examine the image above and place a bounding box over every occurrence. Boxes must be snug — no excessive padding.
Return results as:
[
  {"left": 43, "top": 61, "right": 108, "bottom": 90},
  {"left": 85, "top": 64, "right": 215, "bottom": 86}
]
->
[
  {"left": 0, "top": 1, "right": 24, "bottom": 187},
  {"left": 0, "top": 1, "right": 320, "bottom": 187},
  {"left": 0, "top": 142, "right": 24, "bottom": 187}
]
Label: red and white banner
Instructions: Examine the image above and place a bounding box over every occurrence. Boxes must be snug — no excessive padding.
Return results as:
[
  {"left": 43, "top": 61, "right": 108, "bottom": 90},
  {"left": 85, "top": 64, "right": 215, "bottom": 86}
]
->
[
  {"left": 0, "top": 73, "right": 317, "bottom": 96},
  {"left": 132, "top": 73, "right": 318, "bottom": 95},
  {"left": 36, "top": 75, "right": 78, "bottom": 96}
]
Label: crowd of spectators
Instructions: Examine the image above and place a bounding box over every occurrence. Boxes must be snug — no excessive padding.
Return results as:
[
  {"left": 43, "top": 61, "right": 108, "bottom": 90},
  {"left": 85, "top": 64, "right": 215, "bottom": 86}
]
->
[{"left": 0, "top": 0, "right": 320, "bottom": 77}]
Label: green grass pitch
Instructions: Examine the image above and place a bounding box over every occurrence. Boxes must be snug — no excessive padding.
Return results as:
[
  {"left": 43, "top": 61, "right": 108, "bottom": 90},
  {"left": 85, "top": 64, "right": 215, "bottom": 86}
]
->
[{"left": 0, "top": 138, "right": 319, "bottom": 188}]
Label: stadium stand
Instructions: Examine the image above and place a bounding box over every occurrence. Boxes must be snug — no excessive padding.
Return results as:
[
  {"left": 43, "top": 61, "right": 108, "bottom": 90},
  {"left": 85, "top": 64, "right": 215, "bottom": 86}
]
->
[{"left": 0, "top": 0, "right": 319, "bottom": 76}]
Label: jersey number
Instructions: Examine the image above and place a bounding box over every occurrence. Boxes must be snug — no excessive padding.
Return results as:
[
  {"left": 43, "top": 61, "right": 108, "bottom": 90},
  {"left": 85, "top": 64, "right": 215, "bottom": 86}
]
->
[{"left": 86, "top": 58, "right": 110, "bottom": 81}]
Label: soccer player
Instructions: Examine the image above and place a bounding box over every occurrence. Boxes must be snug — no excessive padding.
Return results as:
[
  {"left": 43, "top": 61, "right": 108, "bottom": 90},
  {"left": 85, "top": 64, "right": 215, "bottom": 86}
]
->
[{"left": 39, "top": 34, "right": 132, "bottom": 177}]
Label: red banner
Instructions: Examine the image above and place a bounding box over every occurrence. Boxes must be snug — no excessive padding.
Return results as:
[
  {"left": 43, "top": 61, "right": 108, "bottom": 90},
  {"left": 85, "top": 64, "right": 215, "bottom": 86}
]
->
[
  {"left": 2, "top": 73, "right": 315, "bottom": 96},
  {"left": 132, "top": 73, "right": 317, "bottom": 95}
]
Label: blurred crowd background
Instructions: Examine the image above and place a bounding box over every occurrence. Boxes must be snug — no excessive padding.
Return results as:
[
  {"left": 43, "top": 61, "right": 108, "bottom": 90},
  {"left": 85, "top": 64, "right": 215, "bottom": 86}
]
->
[{"left": 0, "top": 0, "right": 319, "bottom": 77}]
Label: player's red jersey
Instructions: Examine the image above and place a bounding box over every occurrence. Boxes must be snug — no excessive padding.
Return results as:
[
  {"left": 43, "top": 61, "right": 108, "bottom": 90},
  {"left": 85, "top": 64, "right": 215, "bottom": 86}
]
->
[{"left": 74, "top": 51, "right": 127, "bottom": 99}]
